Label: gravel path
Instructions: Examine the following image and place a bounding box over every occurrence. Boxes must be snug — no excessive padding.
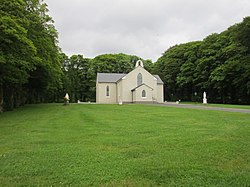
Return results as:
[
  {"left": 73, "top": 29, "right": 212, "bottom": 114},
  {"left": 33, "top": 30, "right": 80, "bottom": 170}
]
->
[{"left": 156, "top": 102, "right": 250, "bottom": 114}]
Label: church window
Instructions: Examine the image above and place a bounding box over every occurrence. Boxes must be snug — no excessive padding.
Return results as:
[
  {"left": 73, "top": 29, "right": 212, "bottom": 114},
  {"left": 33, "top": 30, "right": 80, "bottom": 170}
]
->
[
  {"left": 142, "top": 90, "right": 146, "bottom": 98},
  {"left": 106, "top": 85, "right": 110, "bottom": 97},
  {"left": 137, "top": 73, "right": 142, "bottom": 86}
]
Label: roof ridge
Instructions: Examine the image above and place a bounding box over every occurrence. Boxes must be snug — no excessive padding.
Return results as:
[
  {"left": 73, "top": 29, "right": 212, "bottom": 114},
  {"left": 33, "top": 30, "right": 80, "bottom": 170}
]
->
[{"left": 131, "top": 83, "right": 154, "bottom": 91}]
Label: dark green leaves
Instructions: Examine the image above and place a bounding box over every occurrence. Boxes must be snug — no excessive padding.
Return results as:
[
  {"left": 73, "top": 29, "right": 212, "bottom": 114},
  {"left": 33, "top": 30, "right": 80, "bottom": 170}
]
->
[{"left": 154, "top": 17, "right": 250, "bottom": 104}]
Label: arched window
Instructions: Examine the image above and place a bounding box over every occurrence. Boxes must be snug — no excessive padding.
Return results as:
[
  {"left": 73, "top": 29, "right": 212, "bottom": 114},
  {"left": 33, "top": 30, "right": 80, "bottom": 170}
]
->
[
  {"left": 106, "top": 85, "right": 110, "bottom": 97},
  {"left": 137, "top": 73, "right": 142, "bottom": 86},
  {"left": 142, "top": 90, "right": 146, "bottom": 98}
]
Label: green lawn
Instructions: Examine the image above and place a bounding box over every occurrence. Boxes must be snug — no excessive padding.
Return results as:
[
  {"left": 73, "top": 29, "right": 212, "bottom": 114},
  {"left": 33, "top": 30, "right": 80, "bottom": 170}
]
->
[{"left": 0, "top": 104, "right": 249, "bottom": 186}]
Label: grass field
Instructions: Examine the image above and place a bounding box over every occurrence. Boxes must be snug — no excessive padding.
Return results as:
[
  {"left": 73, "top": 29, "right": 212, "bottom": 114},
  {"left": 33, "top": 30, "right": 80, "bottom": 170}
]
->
[{"left": 0, "top": 104, "right": 250, "bottom": 186}]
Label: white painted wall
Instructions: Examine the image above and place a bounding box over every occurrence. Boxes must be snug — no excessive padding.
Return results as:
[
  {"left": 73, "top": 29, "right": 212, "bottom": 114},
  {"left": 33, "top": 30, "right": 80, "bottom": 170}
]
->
[
  {"left": 133, "top": 85, "right": 153, "bottom": 102},
  {"left": 96, "top": 66, "right": 164, "bottom": 103},
  {"left": 96, "top": 83, "right": 117, "bottom": 103},
  {"left": 121, "top": 66, "right": 157, "bottom": 102},
  {"left": 157, "top": 84, "right": 164, "bottom": 103}
]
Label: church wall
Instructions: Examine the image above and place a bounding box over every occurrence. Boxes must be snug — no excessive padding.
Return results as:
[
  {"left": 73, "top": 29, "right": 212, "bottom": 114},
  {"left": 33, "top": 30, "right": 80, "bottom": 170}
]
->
[
  {"left": 96, "top": 82, "right": 99, "bottom": 103},
  {"left": 96, "top": 61, "right": 164, "bottom": 104},
  {"left": 121, "top": 66, "right": 158, "bottom": 102},
  {"left": 117, "top": 80, "right": 123, "bottom": 103},
  {"left": 157, "top": 84, "right": 164, "bottom": 103},
  {"left": 133, "top": 85, "right": 153, "bottom": 102},
  {"left": 96, "top": 83, "right": 117, "bottom": 103}
]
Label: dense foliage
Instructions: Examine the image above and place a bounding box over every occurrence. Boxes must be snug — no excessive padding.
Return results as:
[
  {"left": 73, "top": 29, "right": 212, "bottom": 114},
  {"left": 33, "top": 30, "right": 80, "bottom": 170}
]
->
[
  {"left": 0, "top": 0, "right": 249, "bottom": 112},
  {"left": 0, "top": 0, "right": 62, "bottom": 112},
  {"left": 153, "top": 17, "right": 250, "bottom": 104}
]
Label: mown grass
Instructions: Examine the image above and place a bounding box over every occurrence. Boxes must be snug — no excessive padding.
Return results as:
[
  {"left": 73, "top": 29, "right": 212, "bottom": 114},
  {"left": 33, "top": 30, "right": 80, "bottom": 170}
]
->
[{"left": 0, "top": 104, "right": 249, "bottom": 186}]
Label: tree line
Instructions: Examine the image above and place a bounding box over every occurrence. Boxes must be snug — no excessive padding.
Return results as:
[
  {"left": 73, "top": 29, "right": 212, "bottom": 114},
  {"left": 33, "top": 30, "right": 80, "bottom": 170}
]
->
[
  {"left": 0, "top": 0, "right": 249, "bottom": 112},
  {"left": 153, "top": 17, "right": 250, "bottom": 104},
  {"left": 0, "top": 0, "right": 62, "bottom": 112}
]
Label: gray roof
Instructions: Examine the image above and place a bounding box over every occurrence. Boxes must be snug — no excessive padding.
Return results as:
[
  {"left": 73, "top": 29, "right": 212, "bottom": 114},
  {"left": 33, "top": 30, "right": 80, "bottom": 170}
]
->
[
  {"left": 153, "top": 75, "right": 164, "bottom": 84},
  {"left": 97, "top": 73, "right": 126, "bottom": 83},
  {"left": 97, "top": 73, "right": 164, "bottom": 84}
]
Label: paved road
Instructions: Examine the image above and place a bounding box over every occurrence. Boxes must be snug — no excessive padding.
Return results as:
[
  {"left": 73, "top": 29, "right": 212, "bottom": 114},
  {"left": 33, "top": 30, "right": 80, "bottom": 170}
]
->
[{"left": 156, "top": 102, "right": 250, "bottom": 114}]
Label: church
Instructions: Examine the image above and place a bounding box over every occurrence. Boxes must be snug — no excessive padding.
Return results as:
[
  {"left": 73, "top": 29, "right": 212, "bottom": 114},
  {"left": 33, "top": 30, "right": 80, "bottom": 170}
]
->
[{"left": 96, "top": 60, "right": 164, "bottom": 104}]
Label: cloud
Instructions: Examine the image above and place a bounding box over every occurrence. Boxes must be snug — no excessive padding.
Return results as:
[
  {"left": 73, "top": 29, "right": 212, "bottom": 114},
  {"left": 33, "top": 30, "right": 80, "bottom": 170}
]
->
[{"left": 44, "top": 0, "right": 250, "bottom": 61}]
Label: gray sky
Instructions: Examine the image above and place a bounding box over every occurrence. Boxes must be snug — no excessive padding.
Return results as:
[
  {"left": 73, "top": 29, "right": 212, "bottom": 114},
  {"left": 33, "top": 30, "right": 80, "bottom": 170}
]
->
[{"left": 44, "top": 0, "right": 250, "bottom": 62}]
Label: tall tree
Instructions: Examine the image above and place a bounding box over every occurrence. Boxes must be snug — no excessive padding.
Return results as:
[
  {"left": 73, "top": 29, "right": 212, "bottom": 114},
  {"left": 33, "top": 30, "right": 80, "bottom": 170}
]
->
[
  {"left": 154, "top": 17, "right": 250, "bottom": 104},
  {"left": 61, "top": 54, "right": 94, "bottom": 102},
  {"left": 25, "top": 0, "right": 62, "bottom": 103},
  {"left": 0, "top": 0, "right": 62, "bottom": 111},
  {"left": 153, "top": 43, "right": 197, "bottom": 101},
  {"left": 0, "top": 0, "right": 37, "bottom": 111}
]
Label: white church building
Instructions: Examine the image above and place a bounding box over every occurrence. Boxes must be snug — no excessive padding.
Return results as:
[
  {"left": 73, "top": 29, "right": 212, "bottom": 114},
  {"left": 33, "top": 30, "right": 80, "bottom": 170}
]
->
[{"left": 96, "top": 60, "right": 164, "bottom": 103}]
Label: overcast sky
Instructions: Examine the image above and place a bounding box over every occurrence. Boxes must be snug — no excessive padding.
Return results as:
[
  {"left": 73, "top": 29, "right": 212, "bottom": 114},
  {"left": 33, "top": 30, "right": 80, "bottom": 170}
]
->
[{"left": 44, "top": 0, "right": 250, "bottom": 61}]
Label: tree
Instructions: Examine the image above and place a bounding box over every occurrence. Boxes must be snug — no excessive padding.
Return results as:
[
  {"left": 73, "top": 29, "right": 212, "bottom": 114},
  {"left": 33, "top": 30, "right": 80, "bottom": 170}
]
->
[
  {"left": 235, "top": 17, "right": 250, "bottom": 52},
  {"left": 25, "top": 0, "right": 62, "bottom": 103},
  {"left": 0, "top": 0, "right": 37, "bottom": 111},
  {"left": 0, "top": 0, "right": 62, "bottom": 111},
  {"left": 176, "top": 41, "right": 201, "bottom": 101},
  {"left": 61, "top": 54, "right": 94, "bottom": 102},
  {"left": 154, "top": 17, "right": 250, "bottom": 104},
  {"left": 153, "top": 43, "right": 199, "bottom": 101}
]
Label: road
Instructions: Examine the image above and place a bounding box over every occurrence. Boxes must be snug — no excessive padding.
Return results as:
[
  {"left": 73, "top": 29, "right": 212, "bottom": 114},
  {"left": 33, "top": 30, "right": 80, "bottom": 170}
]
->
[{"left": 156, "top": 102, "right": 250, "bottom": 114}]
